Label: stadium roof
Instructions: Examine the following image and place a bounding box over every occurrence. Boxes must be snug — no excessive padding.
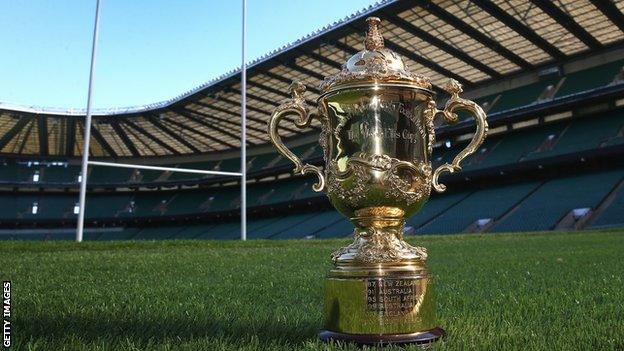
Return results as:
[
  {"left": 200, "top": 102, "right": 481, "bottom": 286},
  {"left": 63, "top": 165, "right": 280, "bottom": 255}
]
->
[{"left": 1, "top": 0, "right": 623, "bottom": 158}]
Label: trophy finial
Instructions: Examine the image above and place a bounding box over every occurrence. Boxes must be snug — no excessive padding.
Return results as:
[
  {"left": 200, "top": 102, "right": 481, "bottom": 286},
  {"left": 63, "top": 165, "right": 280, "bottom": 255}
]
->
[{"left": 365, "top": 17, "right": 384, "bottom": 51}]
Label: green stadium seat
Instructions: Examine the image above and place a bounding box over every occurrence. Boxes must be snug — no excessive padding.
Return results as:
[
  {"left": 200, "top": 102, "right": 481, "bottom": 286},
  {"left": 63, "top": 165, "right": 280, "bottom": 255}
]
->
[
  {"left": 488, "top": 77, "right": 560, "bottom": 114},
  {"left": 524, "top": 112, "right": 624, "bottom": 160},
  {"left": 556, "top": 59, "right": 624, "bottom": 97},
  {"left": 418, "top": 182, "right": 540, "bottom": 234},
  {"left": 493, "top": 170, "right": 623, "bottom": 232},
  {"left": 590, "top": 182, "right": 624, "bottom": 229},
  {"left": 407, "top": 191, "right": 472, "bottom": 230}
]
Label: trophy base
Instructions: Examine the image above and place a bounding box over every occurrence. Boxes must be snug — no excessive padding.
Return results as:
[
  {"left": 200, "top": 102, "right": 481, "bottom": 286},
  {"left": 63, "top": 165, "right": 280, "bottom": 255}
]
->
[
  {"left": 321, "top": 258, "right": 443, "bottom": 346},
  {"left": 319, "top": 327, "right": 445, "bottom": 346}
]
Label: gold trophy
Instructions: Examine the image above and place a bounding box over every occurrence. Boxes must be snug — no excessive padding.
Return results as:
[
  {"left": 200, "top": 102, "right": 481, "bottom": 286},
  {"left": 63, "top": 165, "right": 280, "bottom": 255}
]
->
[{"left": 268, "top": 17, "right": 487, "bottom": 346}]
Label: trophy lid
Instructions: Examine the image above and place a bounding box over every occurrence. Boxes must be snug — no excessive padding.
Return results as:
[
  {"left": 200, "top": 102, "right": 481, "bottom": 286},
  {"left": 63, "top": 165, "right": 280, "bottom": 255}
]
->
[{"left": 319, "top": 17, "right": 432, "bottom": 94}]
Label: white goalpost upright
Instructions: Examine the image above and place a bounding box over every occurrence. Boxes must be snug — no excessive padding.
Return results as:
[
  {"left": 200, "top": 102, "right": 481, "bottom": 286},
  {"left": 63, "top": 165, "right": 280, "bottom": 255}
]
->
[
  {"left": 240, "top": 0, "right": 248, "bottom": 241},
  {"left": 76, "top": 0, "right": 102, "bottom": 243},
  {"left": 75, "top": 0, "right": 249, "bottom": 242}
]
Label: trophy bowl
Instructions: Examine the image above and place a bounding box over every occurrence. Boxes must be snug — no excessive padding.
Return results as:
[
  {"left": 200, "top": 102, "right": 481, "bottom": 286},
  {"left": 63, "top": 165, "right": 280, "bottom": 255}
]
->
[{"left": 268, "top": 17, "right": 487, "bottom": 346}]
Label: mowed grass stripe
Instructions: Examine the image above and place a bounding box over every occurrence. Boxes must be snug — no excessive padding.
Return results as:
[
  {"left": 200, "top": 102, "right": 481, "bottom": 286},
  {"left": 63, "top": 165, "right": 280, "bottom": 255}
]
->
[{"left": 1, "top": 230, "right": 623, "bottom": 350}]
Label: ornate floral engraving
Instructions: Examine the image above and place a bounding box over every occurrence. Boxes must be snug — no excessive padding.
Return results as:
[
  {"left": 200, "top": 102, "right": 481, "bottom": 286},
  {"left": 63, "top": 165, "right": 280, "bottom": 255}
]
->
[
  {"left": 331, "top": 226, "right": 427, "bottom": 264},
  {"left": 383, "top": 161, "right": 432, "bottom": 206},
  {"left": 326, "top": 153, "right": 432, "bottom": 208}
]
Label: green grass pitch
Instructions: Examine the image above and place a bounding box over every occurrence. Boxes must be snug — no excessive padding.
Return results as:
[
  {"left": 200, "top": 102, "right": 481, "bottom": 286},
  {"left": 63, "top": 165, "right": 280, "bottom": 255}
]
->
[{"left": 1, "top": 229, "right": 623, "bottom": 350}]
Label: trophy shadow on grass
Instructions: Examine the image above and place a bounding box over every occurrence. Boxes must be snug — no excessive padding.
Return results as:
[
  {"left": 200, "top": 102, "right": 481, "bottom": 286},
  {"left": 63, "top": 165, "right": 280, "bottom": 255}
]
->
[{"left": 19, "top": 312, "right": 318, "bottom": 345}]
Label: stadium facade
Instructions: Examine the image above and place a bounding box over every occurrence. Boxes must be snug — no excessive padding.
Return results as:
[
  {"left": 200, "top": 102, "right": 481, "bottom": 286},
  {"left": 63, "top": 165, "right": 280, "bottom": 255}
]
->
[{"left": 0, "top": 0, "right": 623, "bottom": 240}]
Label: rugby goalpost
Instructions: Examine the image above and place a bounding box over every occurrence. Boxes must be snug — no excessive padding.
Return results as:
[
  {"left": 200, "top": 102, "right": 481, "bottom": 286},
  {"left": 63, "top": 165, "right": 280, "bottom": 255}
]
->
[{"left": 76, "top": 0, "right": 249, "bottom": 242}]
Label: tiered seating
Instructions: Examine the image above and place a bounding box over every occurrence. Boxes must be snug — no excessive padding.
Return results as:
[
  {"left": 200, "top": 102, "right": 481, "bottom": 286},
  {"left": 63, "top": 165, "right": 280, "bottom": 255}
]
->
[
  {"left": 172, "top": 224, "right": 217, "bottom": 239},
  {"left": 248, "top": 213, "right": 314, "bottom": 239},
  {"left": 133, "top": 227, "right": 180, "bottom": 240},
  {"left": 42, "top": 165, "right": 78, "bottom": 183},
  {"left": 0, "top": 163, "right": 37, "bottom": 183},
  {"left": 0, "top": 227, "right": 135, "bottom": 241},
  {"left": 488, "top": 77, "right": 561, "bottom": 114},
  {"left": 312, "top": 213, "right": 354, "bottom": 238},
  {"left": 407, "top": 191, "right": 472, "bottom": 229},
  {"left": 2, "top": 167, "right": 622, "bottom": 241},
  {"left": 556, "top": 59, "right": 624, "bottom": 97},
  {"left": 417, "top": 182, "right": 540, "bottom": 234},
  {"left": 94, "top": 228, "right": 140, "bottom": 240},
  {"left": 195, "top": 222, "right": 240, "bottom": 240},
  {"left": 591, "top": 183, "right": 624, "bottom": 228},
  {"left": 525, "top": 111, "right": 623, "bottom": 160},
  {"left": 493, "top": 170, "right": 623, "bottom": 232},
  {"left": 85, "top": 194, "right": 132, "bottom": 219},
  {"left": 88, "top": 166, "right": 134, "bottom": 184},
  {"left": 478, "top": 123, "right": 566, "bottom": 168}
]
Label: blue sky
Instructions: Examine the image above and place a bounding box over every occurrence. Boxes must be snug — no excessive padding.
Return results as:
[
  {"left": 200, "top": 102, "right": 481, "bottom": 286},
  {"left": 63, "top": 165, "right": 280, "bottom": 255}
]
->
[{"left": 0, "top": 0, "right": 379, "bottom": 109}]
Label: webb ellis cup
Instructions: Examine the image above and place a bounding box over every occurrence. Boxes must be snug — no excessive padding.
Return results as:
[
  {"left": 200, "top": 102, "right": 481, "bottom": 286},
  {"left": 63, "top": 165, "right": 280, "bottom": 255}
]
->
[{"left": 268, "top": 17, "right": 488, "bottom": 345}]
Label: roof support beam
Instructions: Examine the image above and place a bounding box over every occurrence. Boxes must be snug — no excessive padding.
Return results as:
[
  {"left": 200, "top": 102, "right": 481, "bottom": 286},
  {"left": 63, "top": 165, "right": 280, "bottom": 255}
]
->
[
  {"left": 297, "top": 49, "right": 343, "bottom": 70},
  {"left": 90, "top": 123, "right": 118, "bottom": 157},
  {"left": 281, "top": 61, "right": 327, "bottom": 81},
  {"left": 262, "top": 70, "right": 322, "bottom": 95},
  {"left": 0, "top": 117, "right": 31, "bottom": 150},
  {"left": 247, "top": 79, "right": 317, "bottom": 106},
  {"left": 530, "top": 0, "right": 602, "bottom": 50},
  {"left": 163, "top": 116, "right": 234, "bottom": 149},
  {"left": 110, "top": 122, "right": 140, "bottom": 157},
  {"left": 188, "top": 99, "right": 286, "bottom": 132},
  {"left": 37, "top": 115, "right": 48, "bottom": 156},
  {"left": 589, "top": 0, "right": 624, "bottom": 34},
  {"left": 174, "top": 108, "right": 258, "bottom": 146},
  {"left": 122, "top": 119, "right": 180, "bottom": 155},
  {"left": 383, "top": 12, "right": 502, "bottom": 79},
  {"left": 216, "top": 94, "right": 321, "bottom": 132},
  {"left": 16, "top": 122, "right": 34, "bottom": 154},
  {"left": 419, "top": 1, "right": 533, "bottom": 70},
  {"left": 66, "top": 118, "right": 76, "bottom": 156},
  {"left": 384, "top": 38, "right": 470, "bottom": 86},
  {"left": 146, "top": 113, "right": 202, "bottom": 153},
  {"left": 332, "top": 41, "right": 359, "bottom": 55},
  {"left": 213, "top": 94, "right": 274, "bottom": 117},
  {"left": 471, "top": 0, "right": 566, "bottom": 60},
  {"left": 179, "top": 106, "right": 272, "bottom": 137},
  {"left": 224, "top": 87, "right": 278, "bottom": 107},
  {"left": 190, "top": 98, "right": 303, "bottom": 134}
]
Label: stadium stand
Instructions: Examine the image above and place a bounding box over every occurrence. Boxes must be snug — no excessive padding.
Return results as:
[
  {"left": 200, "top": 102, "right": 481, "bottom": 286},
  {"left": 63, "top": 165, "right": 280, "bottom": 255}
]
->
[{"left": 1, "top": 0, "right": 623, "bottom": 240}]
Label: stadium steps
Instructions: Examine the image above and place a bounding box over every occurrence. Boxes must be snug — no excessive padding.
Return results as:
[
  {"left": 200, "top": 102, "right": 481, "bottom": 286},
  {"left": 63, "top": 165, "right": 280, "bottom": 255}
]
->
[
  {"left": 270, "top": 211, "right": 345, "bottom": 239},
  {"left": 96, "top": 227, "right": 141, "bottom": 240},
  {"left": 257, "top": 213, "right": 318, "bottom": 239},
  {"left": 589, "top": 182, "right": 624, "bottom": 229},
  {"left": 417, "top": 182, "right": 540, "bottom": 235},
  {"left": 313, "top": 216, "right": 354, "bottom": 239},
  {"left": 133, "top": 226, "right": 185, "bottom": 240},
  {"left": 584, "top": 177, "right": 624, "bottom": 229},
  {"left": 196, "top": 222, "right": 241, "bottom": 240},
  {"left": 488, "top": 181, "right": 546, "bottom": 233},
  {"left": 171, "top": 224, "right": 218, "bottom": 239},
  {"left": 556, "top": 59, "right": 624, "bottom": 98},
  {"left": 524, "top": 111, "right": 623, "bottom": 161},
  {"left": 311, "top": 211, "right": 354, "bottom": 239},
  {"left": 410, "top": 191, "right": 473, "bottom": 233},
  {"left": 491, "top": 170, "right": 623, "bottom": 233}
]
